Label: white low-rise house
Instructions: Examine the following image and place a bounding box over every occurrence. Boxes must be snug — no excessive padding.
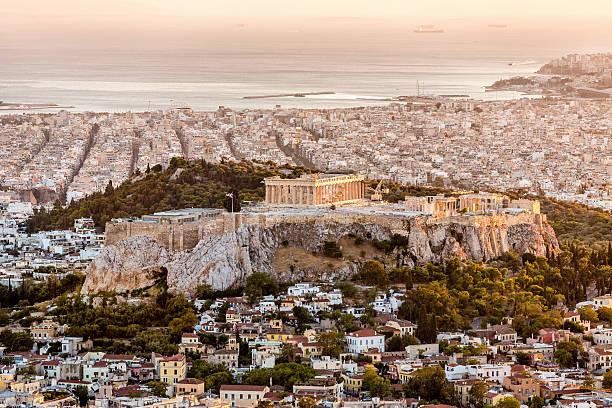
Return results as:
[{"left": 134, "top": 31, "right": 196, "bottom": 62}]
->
[
  {"left": 83, "top": 361, "right": 109, "bottom": 381},
  {"left": 593, "top": 295, "right": 612, "bottom": 309},
  {"left": 344, "top": 307, "right": 365, "bottom": 317},
  {"left": 592, "top": 328, "right": 612, "bottom": 345},
  {"left": 346, "top": 329, "right": 385, "bottom": 354},
  {"left": 311, "top": 356, "right": 342, "bottom": 371},
  {"left": 258, "top": 298, "right": 277, "bottom": 313},
  {"left": 389, "top": 293, "right": 405, "bottom": 312},
  {"left": 61, "top": 337, "right": 85, "bottom": 356},
  {"left": 372, "top": 293, "right": 391, "bottom": 313},
  {"left": 445, "top": 364, "right": 469, "bottom": 381},
  {"left": 437, "top": 332, "right": 486, "bottom": 346},
  {"left": 41, "top": 360, "right": 61, "bottom": 379},
  {"left": 405, "top": 343, "right": 439, "bottom": 359},
  {"left": 287, "top": 283, "right": 320, "bottom": 297},
  {"left": 468, "top": 364, "right": 511, "bottom": 384},
  {"left": 386, "top": 320, "right": 417, "bottom": 337},
  {"left": 251, "top": 348, "right": 276, "bottom": 369},
  {"left": 587, "top": 347, "right": 612, "bottom": 371},
  {"left": 318, "top": 289, "right": 343, "bottom": 305}
]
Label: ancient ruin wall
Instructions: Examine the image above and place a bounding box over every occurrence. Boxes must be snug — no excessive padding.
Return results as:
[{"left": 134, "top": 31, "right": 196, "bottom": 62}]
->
[{"left": 105, "top": 210, "right": 544, "bottom": 253}]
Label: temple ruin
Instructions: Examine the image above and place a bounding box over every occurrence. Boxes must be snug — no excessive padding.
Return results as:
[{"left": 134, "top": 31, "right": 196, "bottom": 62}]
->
[{"left": 264, "top": 173, "right": 365, "bottom": 206}]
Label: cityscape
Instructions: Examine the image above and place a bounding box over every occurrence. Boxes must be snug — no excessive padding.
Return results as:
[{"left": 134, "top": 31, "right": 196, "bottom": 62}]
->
[
  {"left": 1, "top": 95, "right": 611, "bottom": 211},
  {"left": 2, "top": 1, "right": 612, "bottom": 408}
]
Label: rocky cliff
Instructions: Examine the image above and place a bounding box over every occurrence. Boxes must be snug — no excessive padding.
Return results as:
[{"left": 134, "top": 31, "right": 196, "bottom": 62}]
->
[{"left": 82, "top": 213, "right": 559, "bottom": 297}]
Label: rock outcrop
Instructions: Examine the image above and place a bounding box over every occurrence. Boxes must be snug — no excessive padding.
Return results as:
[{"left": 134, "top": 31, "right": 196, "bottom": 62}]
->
[
  {"left": 81, "top": 236, "right": 170, "bottom": 294},
  {"left": 82, "top": 213, "right": 559, "bottom": 297}
]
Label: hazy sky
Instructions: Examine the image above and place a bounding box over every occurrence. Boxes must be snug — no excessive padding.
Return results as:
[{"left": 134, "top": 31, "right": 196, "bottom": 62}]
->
[{"left": 3, "top": 0, "right": 612, "bottom": 50}]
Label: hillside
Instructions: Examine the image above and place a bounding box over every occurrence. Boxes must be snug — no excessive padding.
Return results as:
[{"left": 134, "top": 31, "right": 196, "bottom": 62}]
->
[
  {"left": 539, "top": 196, "right": 612, "bottom": 247},
  {"left": 26, "top": 158, "right": 611, "bottom": 248},
  {"left": 26, "top": 158, "right": 313, "bottom": 232}
]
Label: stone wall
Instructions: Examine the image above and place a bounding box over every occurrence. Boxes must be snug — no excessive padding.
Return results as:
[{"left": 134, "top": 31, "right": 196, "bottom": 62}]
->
[
  {"left": 105, "top": 210, "right": 545, "bottom": 253},
  {"left": 106, "top": 217, "right": 224, "bottom": 252}
]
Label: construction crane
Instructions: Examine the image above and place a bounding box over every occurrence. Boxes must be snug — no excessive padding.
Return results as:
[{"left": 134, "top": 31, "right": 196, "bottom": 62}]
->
[{"left": 367, "top": 180, "right": 389, "bottom": 201}]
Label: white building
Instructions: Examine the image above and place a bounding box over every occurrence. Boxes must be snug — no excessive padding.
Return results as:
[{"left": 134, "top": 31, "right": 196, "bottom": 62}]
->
[
  {"left": 345, "top": 329, "right": 385, "bottom": 354},
  {"left": 287, "top": 283, "right": 320, "bottom": 297}
]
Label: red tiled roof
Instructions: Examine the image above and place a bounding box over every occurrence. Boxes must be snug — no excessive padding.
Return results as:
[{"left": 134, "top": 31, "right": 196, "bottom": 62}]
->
[
  {"left": 178, "top": 378, "right": 204, "bottom": 385},
  {"left": 161, "top": 354, "right": 185, "bottom": 362},
  {"left": 348, "top": 329, "right": 380, "bottom": 338}
]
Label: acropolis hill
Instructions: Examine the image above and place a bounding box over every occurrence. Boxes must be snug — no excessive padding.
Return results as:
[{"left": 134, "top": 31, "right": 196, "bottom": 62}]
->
[{"left": 83, "top": 175, "right": 559, "bottom": 296}]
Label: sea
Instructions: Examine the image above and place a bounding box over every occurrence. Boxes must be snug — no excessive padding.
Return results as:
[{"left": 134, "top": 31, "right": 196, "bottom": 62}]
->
[{"left": 0, "top": 32, "right": 608, "bottom": 113}]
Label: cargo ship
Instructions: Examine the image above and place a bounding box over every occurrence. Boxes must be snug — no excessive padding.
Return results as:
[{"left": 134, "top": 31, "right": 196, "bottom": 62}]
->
[{"left": 414, "top": 25, "right": 444, "bottom": 33}]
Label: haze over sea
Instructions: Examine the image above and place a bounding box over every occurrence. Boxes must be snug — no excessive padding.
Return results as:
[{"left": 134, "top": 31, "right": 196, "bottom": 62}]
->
[{"left": 1, "top": 29, "right": 610, "bottom": 113}]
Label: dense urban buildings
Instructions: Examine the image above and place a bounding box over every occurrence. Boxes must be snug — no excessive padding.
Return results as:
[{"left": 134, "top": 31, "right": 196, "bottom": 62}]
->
[{"left": 1, "top": 97, "right": 611, "bottom": 211}]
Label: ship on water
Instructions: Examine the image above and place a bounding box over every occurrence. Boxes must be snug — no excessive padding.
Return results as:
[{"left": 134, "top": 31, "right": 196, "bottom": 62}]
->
[{"left": 414, "top": 25, "right": 444, "bottom": 33}]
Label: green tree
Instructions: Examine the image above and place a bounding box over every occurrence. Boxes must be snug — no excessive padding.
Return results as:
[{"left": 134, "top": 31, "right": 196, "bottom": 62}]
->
[
  {"left": 322, "top": 241, "right": 343, "bottom": 258},
  {"left": 468, "top": 382, "right": 488, "bottom": 408},
  {"left": 369, "top": 376, "right": 391, "bottom": 398},
  {"left": 73, "top": 385, "right": 89, "bottom": 407},
  {"left": 0, "top": 311, "right": 9, "bottom": 326},
  {"left": 205, "top": 371, "right": 235, "bottom": 393},
  {"left": 494, "top": 396, "right": 520, "bottom": 408},
  {"left": 514, "top": 351, "right": 531, "bottom": 366},
  {"left": 403, "top": 365, "right": 455, "bottom": 404},
  {"left": 292, "top": 306, "right": 313, "bottom": 333},
  {"left": 528, "top": 396, "right": 546, "bottom": 408},
  {"left": 218, "top": 302, "right": 230, "bottom": 323},
  {"left": 298, "top": 397, "right": 316, "bottom": 408},
  {"left": 276, "top": 343, "right": 296, "bottom": 363},
  {"left": 387, "top": 335, "right": 419, "bottom": 352},
  {"left": 244, "top": 272, "right": 279, "bottom": 304},
  {"left": 146, "top": 380, "right": 168, "bottom": 397},
  {"left": 358, "top": 260, "right": 387, "bottom": 286},
  {"left": 336, "top": 282, "right": 357, "bottom": 298},
  {"left": 603, "top": 370, "right": 612, "bottom": 389},
  {"left": 0, "top": 329, "right": 34, "bottom": 352},
  {"left": 316, "top": 331, "right": 344, "bottom": 358},
  {"left": 554, "top": 340, "right": 580, "bottom": 368},
  {"left": 578, "top": 306, "right": 599, "bottom": 322},
  {"left": 362, "top": 367, "right": 390, "bottom": 398},
  {"left": 598, "top": 307, "right": 612, "bottom": 323},
  {"left": 168, "top": 310, "right": 197, "bottom": 342}
]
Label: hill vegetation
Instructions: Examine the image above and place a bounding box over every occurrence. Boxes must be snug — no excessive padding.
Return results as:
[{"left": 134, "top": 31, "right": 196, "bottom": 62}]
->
[
  {"left": 27, "top": 158, "right": 313, "bottom": 232},
  {"left": 26, "top": 158, "right": 611, "bottom": 248},
  {"left": 539, "top": 196, "right": 612, "bottom": 246}
]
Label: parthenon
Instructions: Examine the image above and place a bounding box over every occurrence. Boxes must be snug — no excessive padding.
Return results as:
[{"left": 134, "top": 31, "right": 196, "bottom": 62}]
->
[{"left": 264, "top": 173, "right": 365, "bottom": 206}]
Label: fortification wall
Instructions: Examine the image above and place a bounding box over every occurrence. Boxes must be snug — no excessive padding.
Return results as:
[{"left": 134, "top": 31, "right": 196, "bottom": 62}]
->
[
  {"left": 105, "top": 210, "right": 543, "bottom": 253},
  {"left": 106, "top": 217, "right": 224, "bottom": 252}
]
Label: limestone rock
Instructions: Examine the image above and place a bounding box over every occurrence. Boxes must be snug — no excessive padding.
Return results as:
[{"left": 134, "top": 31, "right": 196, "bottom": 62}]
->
[
  {"left": 83, "top": 214, "right": 560, "bottom": 297},
  {"left": 81, "top": 236, "right": 170, "bottom": 294}
]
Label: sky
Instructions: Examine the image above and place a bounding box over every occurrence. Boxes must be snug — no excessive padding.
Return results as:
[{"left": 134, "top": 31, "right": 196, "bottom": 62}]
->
[{"left": 2, "top": 0, "right": 612, "bottom": 50}]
